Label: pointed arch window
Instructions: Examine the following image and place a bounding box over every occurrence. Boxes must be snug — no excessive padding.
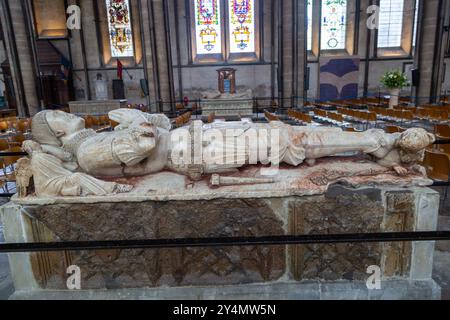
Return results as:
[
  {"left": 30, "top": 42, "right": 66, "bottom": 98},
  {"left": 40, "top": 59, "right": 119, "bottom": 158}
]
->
[
  {"left": 377, "top": 0, "right": 404, "bottom": 48},
  {"left": 228, "top": 0, "right": 256, "bottom": 53},
  {"left": 307, "top": 0, "right": 313, "bottom": 51},
  {"left": 194, "top": 0, "right": 223, "bottom": 55},
  {"left": 320, "top": 0, "right": 348, "bottom": 51},
  {"left": 192, "top": 0, "right": 258, "bottom": 63},
  {"left": 106, "top": 0, "right": 135, "bottom": 58}
]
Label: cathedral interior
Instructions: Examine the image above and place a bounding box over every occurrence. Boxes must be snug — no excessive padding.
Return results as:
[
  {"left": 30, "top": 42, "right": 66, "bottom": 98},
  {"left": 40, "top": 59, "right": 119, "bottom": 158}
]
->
[{"left": 0, "top": 0, "right": 449, "bottom": 301}]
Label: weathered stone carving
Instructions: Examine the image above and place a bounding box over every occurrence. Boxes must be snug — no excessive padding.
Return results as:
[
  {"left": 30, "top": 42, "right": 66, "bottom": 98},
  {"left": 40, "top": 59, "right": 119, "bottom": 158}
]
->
[
  {"left": 23, "top": 108, "right": 435, "bottom": 198},
  {"left": 21, "top": 199, "right": 286, "bottom": 289},
  {"left": 21, "top": 140, "right": 133, "bottom": 197}
]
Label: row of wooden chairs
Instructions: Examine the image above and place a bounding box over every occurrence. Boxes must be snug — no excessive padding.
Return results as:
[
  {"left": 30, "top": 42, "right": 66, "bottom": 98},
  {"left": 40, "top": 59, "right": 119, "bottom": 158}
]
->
[
  {"left": 174, "top": 112, "right": 192, "bottom": 127},
  {"left": 420, "top": 104, "right": 450, "bottom": 112},
  {"left": 83, "top": 115, "right": 112, "bottom": 130},
  {"left": 264, "top": 111, "right": 280, "bottom": 122},
  {"left": 338, "top": 108, "right": 377, "bottom": 123},
  {"left": 385, "top": 125, "right": 406, "bottom": 134},
  {"left": 288, "top": 109, "right": 312, "bottom": 124},
  {"left": 368, "top": 107, "right": 415, "bottom": 122},
  {"left": 435, "top": 143, "right": 450, "bottom": 158},
  {"left": 435, "top": 124, "right": 450, "bottom": 139},
  {"left": 423, "top": 150, "right": 450, "bottom": 183},
  {"left": 416, "top": 108, "right": 449, "bottom": 122},
  {"left": 326, "top": 112, "right": 344, "bottom": 123},
  {"left": 313, "top": 109, "right": 345, "bottom": 125},
  {"left": 313, "top": 109, "right": 328, "bottom": 118},
  {"left": 0, "top": 135, "right": 27, "bottom": 151},
  {"left": 0, "top": 118, "right": 32, "bottom": 134}
]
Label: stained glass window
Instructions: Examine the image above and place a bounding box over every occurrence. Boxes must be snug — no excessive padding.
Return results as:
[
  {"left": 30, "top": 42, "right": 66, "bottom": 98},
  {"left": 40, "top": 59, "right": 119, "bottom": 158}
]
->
[
  {"left": 195, "top": 0, "right": 223, "bottom": 55},
  {"left": 378, "top": 0, "right": 404, "bottom": 48},
  {"left": 307, "top": 0, "right": 312, "bottom": 51},
  {"left": 320, "top": 0, "right": 347, "bottom": 50},
  {"left": 228, "top": 0, "right": 256, "bottom": 53},
  {"left": 106, "top": 0, "right": 134, "bottom": 57}
]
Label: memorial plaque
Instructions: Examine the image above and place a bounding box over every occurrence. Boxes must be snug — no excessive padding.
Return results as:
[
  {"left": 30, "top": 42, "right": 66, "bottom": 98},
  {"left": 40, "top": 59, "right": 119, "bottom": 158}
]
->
[{"left": 217, "top": 68, "right": 236, "bottom": 94}]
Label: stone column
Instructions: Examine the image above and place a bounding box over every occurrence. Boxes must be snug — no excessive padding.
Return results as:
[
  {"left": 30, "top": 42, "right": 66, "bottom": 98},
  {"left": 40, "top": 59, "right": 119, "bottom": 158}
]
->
[
  {"left": 139, "top": 0, "right": 161, "bottom": 112},
  {"left": 414, "top": 0, "right": 450, "bottom": 104},
  {"left": 0, "top": 0, "right": 40, "bottom": 116},
  {"left": 280, "top": 0, "right": 306, "bottom": 108},
  {"left": 146, "top": 0, "right": 175, "bottom": 113}
]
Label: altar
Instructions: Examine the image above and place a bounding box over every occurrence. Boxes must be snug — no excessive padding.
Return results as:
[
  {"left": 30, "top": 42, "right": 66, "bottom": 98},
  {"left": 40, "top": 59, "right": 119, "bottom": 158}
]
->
[
  {"left": 201, "top": 97, "right": 254, "bottom": 117},
  {"left": 200, "top": 68, "right": 254, "bottom": 117}
]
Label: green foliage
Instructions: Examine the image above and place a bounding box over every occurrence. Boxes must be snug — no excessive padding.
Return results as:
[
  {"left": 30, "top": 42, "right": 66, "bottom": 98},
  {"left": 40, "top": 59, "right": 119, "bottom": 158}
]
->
[{"left": 380, "top": 70, "right": 409, "bottom": 89}]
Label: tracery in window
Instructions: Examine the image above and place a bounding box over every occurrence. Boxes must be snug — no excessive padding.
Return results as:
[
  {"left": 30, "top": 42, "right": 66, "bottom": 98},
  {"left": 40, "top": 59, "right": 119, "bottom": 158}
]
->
[
  {"left": 320, "top": 0, "right": 347, "bottom": 50},
  {"left": 106, "top": 0, "right": 134, "bottom": 58},
  {"left": 377, "top": 0, "right": 404, "bottom": 48},
  {"left": 228, "top": 0, "right": 256, "bottom": 53},
  {"left": 194, "top": 0, "right": 223, "bottom": 55}
]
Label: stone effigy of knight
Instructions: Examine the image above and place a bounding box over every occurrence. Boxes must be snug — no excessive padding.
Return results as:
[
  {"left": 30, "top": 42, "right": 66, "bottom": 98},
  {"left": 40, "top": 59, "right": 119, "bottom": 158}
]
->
[{"left": 18, "top": 108, "right": 435, "bottom": 198}]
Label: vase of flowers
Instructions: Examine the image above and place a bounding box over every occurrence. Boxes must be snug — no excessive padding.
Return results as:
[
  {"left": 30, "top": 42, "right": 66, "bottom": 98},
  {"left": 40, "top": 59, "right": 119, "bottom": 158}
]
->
[{"left": 380, "top": 70, "right": 409, "bottom": 109}]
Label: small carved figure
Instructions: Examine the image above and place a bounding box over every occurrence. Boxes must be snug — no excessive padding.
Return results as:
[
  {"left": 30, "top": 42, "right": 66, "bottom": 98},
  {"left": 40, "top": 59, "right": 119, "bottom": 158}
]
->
[{"left": 15, "top": 158, "right": 33, "bottom": 198}]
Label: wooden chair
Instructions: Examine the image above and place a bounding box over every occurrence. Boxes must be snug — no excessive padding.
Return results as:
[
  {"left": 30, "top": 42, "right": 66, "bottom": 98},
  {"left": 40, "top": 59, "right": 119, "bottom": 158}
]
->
[
  {"left": 439, "top": 143, "right": 450, "bottom": 156},
  {"left": 91, "top": 116, "right": 101, "bottom": 128},
  {"left": 402, "top": 111, "right": 414, "bottom": 122},
  {"left": 17, "top": 119, "right": 31, "bottom": 133},
  {"left": 435, "top": 124, "right": 450, "bottom": 138},
  {"left": 264, "top": 111, "right": 279, "bottom": 122},
  {"left": 84, "top": 116, "right": 94, "bottom": 129},
  {"left": 99, "top": 115, "right": 110, "bottom": 126},
  {"left": 109, "top": 119, "right": 120, "bottom": 129},
  {"left": 303, "top": 114, "right": 312, "bottom": 124},
  {"left": 207, "top": 113, "right": 216, "bottom": 124},
  {"left": 367, "top": 112, "right": 377, "bottom": 122},
  {"left": 385, "top": 125, "right": 403, "bottom": 134},
  {"left": 175, "top": 116, "right": 184, "bottom": 128},
  {"left": 0, "top": 121, "right": 8, "bottom": 132},
  {"left": 0, "top": 139, "right": 9, "bottom": 151},
  {"left": 9, "top": 134, "right": 26, "bottom": 147},
  {"left": 423, "top": 151, "right": 450, "bottom": 182}
]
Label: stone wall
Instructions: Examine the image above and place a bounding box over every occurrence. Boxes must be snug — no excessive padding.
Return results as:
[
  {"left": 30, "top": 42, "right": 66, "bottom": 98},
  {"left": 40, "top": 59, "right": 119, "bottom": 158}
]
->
[
  {"left": 0, "top": 0, "right": 449, "bottom": 114},
  {"left": 0, "top": 186, "right": 439, "bottom": 292}
]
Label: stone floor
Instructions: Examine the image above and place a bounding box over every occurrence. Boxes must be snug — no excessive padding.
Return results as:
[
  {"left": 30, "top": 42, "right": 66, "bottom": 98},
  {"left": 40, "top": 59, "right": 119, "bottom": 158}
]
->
[{"left": 0, "top": 188, "right": 449, "bottom": 300}]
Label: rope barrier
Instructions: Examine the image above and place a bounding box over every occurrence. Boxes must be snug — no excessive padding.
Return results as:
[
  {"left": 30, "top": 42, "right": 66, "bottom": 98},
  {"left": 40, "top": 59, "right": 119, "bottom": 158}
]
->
[{"left": 1, "top": 231, "right": 450, "bottom": 253}]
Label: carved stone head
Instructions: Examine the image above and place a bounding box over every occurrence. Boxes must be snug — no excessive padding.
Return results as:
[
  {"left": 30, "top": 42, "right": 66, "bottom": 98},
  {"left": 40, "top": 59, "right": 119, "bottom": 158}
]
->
[
  {"left": 397, "top": 128, "right": 435, "bottom": 152},
  {"left": 32, "top": 111, "right": 86, "bottom": 146}
]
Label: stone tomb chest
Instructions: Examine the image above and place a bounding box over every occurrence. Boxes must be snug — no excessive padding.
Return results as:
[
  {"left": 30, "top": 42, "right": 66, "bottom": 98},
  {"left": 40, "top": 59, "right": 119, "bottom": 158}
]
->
[{"left": 0, "top": 178, "right": 441, "bottom": 299}]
